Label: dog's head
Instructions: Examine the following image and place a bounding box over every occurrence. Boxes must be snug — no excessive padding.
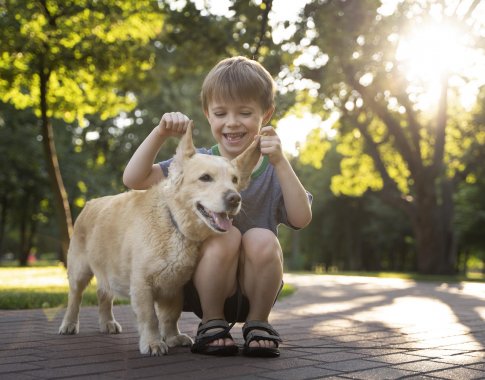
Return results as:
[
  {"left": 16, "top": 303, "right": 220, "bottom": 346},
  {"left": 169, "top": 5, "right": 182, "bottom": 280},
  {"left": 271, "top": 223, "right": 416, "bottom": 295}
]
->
[{"left": 166, "top": 122, "right": 261, "bottom": 239}]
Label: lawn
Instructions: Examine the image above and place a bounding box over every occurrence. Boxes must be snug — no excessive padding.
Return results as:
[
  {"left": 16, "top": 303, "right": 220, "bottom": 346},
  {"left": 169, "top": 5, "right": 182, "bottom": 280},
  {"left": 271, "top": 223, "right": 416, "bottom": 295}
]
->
[
  {"left": 0, "top": 265, "right": 295, "bottom": 310},
  {"left": 0, "top": 265, "right": 106, "bottom": 310}
]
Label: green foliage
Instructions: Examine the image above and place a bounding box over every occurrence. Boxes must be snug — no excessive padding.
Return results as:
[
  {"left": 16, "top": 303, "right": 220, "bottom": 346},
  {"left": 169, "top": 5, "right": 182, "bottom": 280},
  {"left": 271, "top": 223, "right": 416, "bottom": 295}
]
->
[
  {"left": 295, "top": 0, "right": 484, "bottom": 196},
  {"left": 0, "top": 0, "right": 163, "bottom": 123},
  {"left": 1, "top": 0, "right": 485, "bottom": 274},
  {"left": 291, "top": 0, "right": 485, "bottom": 274},
  {"left": 299, "top": 128, "right": 330, "bottom": 169}
]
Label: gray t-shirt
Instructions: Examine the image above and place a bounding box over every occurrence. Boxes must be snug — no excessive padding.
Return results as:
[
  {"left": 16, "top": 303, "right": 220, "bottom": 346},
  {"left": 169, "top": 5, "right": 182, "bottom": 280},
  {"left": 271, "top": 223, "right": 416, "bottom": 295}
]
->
[{"left": 159, "top": 145, "right": 312, "bottom": 236}]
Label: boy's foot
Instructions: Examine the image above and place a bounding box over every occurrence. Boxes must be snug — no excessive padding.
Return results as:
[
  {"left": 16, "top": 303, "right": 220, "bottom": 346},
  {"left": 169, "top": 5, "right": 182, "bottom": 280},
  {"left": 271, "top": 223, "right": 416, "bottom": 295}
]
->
[
  {"left": 242, "top": 320, "right": 281, "bottom": 357},
  {"left": 191, "top": 319, "right": 238, "bottom": 356}
]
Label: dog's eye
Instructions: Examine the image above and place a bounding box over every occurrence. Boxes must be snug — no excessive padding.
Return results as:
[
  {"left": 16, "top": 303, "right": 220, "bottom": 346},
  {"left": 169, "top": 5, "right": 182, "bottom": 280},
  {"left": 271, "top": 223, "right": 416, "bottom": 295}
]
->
[
  {"left": 232, "top": 176, "right": 238, "bottom": 184},
  {"left": 199, "top": 174, "right": 213, "bottom": 182}
]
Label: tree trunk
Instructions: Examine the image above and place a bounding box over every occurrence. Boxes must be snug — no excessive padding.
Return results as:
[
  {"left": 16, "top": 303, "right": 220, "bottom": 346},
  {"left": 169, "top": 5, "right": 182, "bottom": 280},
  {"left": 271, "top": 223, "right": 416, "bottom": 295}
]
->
[
  {"left": 0, "top": 192, "right": 8, "bottom": 255},
  {"left": 412, "top": 176, "right": 455, "bottom": 274},
  {"left": 39, "top": 63, "right": 73, "bottom": 265},
  {"left": 19, "top": 196, "right": 30, "bottom": 267},
  {"left": 19, "top": 192, "right": 39, "bottom": 267}
]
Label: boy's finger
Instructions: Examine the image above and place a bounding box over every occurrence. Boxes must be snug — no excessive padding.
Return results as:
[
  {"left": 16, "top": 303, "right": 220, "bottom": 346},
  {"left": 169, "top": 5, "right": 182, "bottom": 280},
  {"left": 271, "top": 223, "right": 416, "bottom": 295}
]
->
[{"left": 260, "top": 125, "right": 275, "bottom": 136}]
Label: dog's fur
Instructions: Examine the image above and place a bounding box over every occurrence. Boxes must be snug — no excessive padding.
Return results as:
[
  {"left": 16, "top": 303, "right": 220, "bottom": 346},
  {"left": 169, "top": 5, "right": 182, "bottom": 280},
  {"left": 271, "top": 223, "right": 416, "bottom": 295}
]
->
[{"left": 59, "top": 123, "right": 260, "bottom": 355}]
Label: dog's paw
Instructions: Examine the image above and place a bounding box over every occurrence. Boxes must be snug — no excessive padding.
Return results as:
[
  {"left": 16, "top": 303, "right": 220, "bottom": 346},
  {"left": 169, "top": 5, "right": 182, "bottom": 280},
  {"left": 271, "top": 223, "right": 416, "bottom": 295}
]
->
[
  {"left": 166, "top": 333, "right": 193, "bottom": 348},
  {"left": 140, "top": 340, "right": 169, "bottom": 356},
  {"left": 59, "top": 322, "right": 79, "bottom": 335},
  {"left": 100, "top": 320, "right": 122, "bottom": 334}
]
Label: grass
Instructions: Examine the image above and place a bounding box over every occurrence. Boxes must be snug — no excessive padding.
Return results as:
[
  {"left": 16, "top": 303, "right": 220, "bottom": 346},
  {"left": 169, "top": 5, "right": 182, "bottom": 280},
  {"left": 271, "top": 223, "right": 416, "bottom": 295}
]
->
[
  {"left": 0, "top": 265, "right": 128, "bottom": 310},
  {"left": 0, "top": 265, "right": 295, "bottom": 310},
  {"left": 323, "top": 271, "right": 484, "bottom": 283},
  {"left": 7, "top": 264, "right": 480, "bottom": 311}
]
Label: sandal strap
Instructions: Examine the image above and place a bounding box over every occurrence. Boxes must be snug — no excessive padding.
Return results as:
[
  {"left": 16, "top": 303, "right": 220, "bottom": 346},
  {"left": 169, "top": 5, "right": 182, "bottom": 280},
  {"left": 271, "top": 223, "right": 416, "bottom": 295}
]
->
[
  {"left": 192, "top": 319, "right": 234, "bottom": 349},
  {"left": 196, "top": 319, "right": 230, "bottom": 335},
  {"left": 242, "top": 321, "right": 282, "bottom": 344}
]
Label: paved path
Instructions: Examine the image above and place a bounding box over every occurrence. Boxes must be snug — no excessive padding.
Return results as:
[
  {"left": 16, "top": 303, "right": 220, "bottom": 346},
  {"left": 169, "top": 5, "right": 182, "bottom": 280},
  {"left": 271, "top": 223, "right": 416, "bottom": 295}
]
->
[{"left": 1, "top": 274, "right": 484, "bottom": 379}]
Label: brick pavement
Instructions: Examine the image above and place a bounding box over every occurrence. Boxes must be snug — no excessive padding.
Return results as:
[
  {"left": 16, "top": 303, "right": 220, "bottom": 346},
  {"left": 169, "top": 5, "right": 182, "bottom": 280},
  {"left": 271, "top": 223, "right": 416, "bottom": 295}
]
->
[{"left": 1, "top": 274, "right": 484, "bottom": 379}]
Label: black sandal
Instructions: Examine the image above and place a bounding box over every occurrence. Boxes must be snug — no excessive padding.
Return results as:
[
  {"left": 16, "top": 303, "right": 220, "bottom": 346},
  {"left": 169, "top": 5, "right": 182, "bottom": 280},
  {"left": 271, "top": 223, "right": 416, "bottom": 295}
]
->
[
  {"left": 191, "top": 319, "right": 239, "bottom": 356},
  {"left": 242, "top": 321, "right": 282, "bottom": 358}
]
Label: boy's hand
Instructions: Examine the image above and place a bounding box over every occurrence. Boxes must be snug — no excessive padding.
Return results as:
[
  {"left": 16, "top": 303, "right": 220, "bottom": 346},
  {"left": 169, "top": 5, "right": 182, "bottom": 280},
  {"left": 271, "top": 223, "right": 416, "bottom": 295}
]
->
[
  {"left": 260, "top": 125, "right": 284, "bottom": 165},
  {"left": 157, "top": 112, "right": 192, "bottom": 138}
]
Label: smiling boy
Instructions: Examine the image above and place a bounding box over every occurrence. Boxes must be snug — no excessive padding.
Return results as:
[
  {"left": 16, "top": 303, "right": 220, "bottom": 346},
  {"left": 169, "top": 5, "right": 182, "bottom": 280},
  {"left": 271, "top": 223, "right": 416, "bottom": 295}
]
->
[{"left": 123, "top": 56, "right": 312, "bottom": 357}]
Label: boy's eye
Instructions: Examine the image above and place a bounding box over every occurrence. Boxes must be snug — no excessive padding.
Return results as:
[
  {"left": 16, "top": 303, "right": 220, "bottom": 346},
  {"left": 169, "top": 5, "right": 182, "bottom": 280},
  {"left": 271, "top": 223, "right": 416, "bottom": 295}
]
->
[
  {"left": 199, "top": 174, "right": 213, "bottom": 182},
  {"left": 241, "top": 112, "right": 251, "bottom": 116}
]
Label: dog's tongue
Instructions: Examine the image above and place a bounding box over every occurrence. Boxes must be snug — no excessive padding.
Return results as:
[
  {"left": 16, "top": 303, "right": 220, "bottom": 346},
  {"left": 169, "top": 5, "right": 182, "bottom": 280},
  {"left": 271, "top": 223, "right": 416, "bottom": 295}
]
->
[{"left": 212, "top": 212, "right": 233, "bottom": 231}]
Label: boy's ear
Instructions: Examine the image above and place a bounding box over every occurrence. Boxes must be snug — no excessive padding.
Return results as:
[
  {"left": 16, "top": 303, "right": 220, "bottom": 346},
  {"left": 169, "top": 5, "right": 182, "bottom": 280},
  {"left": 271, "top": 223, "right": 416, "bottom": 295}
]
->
[
  {"left": 169, "top": 121, "right": 196, "bottom": 179},
  {"left": 263, "top": 106, "right": 275, "bottom": 125},
  {"left": 231, "top": 136, "right": 261, "bottom": 191}
]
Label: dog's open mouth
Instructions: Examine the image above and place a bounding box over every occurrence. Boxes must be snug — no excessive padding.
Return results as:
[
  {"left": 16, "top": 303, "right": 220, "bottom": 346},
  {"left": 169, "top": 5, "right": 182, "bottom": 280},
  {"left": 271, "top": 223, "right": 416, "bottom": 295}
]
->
[{"left": 196, "top": 203, "right": 233, "bottom": 232}]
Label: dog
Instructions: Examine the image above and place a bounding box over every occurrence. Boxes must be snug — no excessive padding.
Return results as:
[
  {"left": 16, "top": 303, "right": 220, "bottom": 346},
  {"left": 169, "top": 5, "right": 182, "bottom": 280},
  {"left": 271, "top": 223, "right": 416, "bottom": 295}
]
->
[{"left": 59, "top": 122, "right": 261, "bottom": 356}]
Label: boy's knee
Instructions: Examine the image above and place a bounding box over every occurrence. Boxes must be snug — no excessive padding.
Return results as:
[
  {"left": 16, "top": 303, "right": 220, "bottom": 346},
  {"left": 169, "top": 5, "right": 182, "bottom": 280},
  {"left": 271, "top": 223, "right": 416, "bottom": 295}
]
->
[
  {"left": 200, "top": 226, "right": 242, "bottom": 261},
  {"left": 242, "top": 228, "right": 281, "bottom": 264}
]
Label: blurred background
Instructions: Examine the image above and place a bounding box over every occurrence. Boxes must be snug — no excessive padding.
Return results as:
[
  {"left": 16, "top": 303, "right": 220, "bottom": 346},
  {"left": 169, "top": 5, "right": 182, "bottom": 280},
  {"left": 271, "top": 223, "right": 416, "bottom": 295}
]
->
[{"left": 1, "top": 0, "right": 484, "bottom": 277}]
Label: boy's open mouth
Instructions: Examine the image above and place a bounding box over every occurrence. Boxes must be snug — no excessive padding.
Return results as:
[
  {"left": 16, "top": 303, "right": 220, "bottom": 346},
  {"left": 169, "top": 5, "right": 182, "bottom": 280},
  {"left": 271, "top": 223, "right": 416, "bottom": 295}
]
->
[{"left": 223, "top": 132, "right": 246, "bottom": 142}]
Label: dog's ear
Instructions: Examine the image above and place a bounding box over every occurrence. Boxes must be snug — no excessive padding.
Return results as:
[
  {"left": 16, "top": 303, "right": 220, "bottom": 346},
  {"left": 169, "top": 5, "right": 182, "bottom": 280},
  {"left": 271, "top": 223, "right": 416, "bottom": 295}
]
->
[
  {"left": 169, "top": 121, "right": 196, "bottom": 180},
  {"left": 175, "top": 120, "right": 196, "bottom": 160},
  {"left": 232, "top": 136, "right": 261, "bottom": 191}
]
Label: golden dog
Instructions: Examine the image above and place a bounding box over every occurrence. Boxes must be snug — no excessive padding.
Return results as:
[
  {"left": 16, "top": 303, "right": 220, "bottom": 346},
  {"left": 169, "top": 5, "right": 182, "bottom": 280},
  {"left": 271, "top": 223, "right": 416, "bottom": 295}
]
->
[{"left": 59, "top": 123, "right": 260, "bottom": 355}]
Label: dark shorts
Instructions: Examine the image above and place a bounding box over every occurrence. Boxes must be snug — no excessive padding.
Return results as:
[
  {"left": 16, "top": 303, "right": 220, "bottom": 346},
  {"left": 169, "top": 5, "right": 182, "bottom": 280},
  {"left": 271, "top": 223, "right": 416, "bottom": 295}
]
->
[
  {"left": 182, "top": 280, "right": 283, "bottom": 323},
  {"left": 182, "top": 280, "right": 250, "bottom": 323}
]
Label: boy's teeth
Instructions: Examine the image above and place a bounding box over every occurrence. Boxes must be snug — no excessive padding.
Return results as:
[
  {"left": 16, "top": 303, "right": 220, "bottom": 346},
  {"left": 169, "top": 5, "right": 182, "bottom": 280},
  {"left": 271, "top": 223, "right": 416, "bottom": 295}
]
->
[{"left": 225, "top": 133, "right": 244, "bottom": 141}]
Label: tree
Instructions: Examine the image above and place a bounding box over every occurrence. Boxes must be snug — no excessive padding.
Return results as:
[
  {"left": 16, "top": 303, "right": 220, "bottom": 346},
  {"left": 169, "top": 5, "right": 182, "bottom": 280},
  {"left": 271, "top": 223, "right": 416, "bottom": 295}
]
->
[
  {"left": 454, "top": 87, "right": 485, "bottom": 273},
  {"left": 0, "top": 1, "right": 163, "bottom": 262},
  {"left": 0, "top": 103, "right": 49, "bottom": 264},
  {"left": 294, "top": 0, "right": 485, "bottom": 274}
]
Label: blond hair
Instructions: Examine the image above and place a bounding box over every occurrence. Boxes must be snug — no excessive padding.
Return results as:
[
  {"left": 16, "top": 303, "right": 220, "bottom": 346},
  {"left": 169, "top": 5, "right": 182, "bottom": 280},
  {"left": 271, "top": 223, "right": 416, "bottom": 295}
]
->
[{"left": 201, "top": 56, "right": 275, "bottom": 113}]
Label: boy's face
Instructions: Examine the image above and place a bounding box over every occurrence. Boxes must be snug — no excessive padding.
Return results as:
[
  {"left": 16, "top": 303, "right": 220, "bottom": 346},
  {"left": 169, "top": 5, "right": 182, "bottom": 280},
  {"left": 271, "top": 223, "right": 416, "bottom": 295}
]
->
[{"left": 205, "top": 99, "right": 273, "bottom": 160}]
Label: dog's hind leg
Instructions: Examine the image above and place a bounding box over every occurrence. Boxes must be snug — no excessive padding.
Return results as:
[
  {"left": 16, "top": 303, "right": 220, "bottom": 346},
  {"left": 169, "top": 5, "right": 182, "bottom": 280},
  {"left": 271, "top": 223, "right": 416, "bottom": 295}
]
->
[
  {"left": 156, "top": 293, "right": 193, "bottom": 348},
  {"left": 59, "top": 252, "right": 93, "bottom": 335},
  {"left": 97, "top": 287, "right": 122, "bottom": 334}
]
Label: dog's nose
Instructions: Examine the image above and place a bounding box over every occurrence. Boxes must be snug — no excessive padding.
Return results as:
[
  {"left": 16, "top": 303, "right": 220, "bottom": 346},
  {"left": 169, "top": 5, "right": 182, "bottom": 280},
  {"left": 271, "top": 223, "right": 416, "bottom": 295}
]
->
[{"left": 225, "top": 191, "right": 241, "bottom": 209}]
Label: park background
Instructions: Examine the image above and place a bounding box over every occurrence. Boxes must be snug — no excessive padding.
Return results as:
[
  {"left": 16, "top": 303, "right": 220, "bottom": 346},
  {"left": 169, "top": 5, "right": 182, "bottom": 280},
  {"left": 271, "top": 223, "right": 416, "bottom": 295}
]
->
[{"left": 1, "top": 0, "right": 485, "bottom": 281}]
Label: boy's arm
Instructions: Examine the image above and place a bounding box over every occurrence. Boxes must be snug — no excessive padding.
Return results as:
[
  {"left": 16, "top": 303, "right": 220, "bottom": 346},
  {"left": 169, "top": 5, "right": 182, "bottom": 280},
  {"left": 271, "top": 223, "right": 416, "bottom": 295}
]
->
[
  {"left": 260, "top": 126, "right": 312, "bottom": 229},
  {"left": 123, "top": 112, "right": 191, "bottom": 190},
  {"left": 273, "top": 158, "right": 312, "bottom": 229}
]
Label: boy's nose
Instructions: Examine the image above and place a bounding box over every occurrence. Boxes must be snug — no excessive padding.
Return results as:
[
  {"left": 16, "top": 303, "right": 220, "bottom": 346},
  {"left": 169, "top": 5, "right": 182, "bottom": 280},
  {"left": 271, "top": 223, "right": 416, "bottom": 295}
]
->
[{"left": 225, "top": 113, "right": 239, "bottom": 127}]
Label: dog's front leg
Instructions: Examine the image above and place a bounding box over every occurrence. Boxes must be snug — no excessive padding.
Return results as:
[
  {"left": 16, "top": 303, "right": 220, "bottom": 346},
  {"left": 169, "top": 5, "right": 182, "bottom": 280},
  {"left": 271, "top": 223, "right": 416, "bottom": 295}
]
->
[
  {"left": 156, "top": 291, "right": 193, "bottom": 348},
  {"left": 131, "top": 285, "right": 168, "bottom": 356}
]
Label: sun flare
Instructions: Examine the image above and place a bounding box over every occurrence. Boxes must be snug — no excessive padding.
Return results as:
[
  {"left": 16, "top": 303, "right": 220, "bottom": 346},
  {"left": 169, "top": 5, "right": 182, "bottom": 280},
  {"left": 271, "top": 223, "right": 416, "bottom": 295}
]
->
[
  {"left": 397, "top": 23, "right": 467, "bottom": 80},
  {"left": 396, "top": 22, "right": 480, "bottom": 110}
]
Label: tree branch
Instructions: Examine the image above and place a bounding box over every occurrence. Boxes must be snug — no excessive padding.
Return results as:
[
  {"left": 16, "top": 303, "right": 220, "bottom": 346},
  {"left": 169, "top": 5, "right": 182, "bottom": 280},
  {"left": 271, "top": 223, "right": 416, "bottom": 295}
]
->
[
  {"left": 431, "top": 74, "right": 448, "bottom": 176},
  {"left": 353, "top": 114, "right": 413, "bottom": 215},
  {"left": 253, "top": 0, "right": 272, "bottom": 57},
  {"left": 395, "top": 91, "right": 422, "bottom": 160},
  {"left": 343, "top": 64, "right": 422, "bottom": 180},
  {"left": 460, "top": 0, "right": 481, "bottom": 21}
]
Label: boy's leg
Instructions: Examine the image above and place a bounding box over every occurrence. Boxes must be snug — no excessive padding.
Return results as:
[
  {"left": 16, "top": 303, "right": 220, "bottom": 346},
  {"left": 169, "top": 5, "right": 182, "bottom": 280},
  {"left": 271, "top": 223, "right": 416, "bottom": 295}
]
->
[
  {"left": 193, "top": 226, "right": 241, "bottom": 347},
  {"left": 240, "top": 228, "right": 283, "bottom": 349}
]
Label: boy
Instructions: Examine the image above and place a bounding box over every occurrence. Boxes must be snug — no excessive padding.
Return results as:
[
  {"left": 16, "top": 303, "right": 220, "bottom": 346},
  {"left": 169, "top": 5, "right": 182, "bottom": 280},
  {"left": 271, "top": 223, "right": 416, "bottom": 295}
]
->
[{"left": 123, "top": 56, "right": 312, "bottom": 357}]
